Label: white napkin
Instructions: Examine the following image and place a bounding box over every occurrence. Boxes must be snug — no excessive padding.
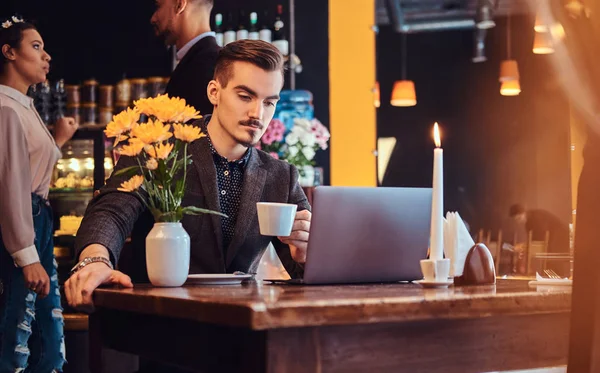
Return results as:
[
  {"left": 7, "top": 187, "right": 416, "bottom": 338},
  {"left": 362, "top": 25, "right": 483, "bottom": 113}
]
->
[
  {"left": 534, "top": 272, "right": 572, "bottom": 284},
  {"left": 255, "top": 242, "right": 292, "bottom": 280},
  {"left": 443, "top": 212, "right": 474, "bottom": 277},
  {"left": 529, "top": 273, "right": 573, "bottom": 291}
]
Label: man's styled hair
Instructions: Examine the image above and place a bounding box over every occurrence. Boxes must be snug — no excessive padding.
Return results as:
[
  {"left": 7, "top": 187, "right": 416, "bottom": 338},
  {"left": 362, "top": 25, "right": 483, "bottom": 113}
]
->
[
  {"left": 191, "top": 0, "right": 214, "bottom": 10},
  {"left": 214, "top": 39, "right": 285, "bottom": 88}
]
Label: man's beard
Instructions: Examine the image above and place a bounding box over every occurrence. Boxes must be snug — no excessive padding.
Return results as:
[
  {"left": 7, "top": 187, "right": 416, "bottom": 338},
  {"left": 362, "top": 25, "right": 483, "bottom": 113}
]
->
[
  {"left": 229, "top": 119, "right": 264, "bottom": 148},
  {"left": 153, "top": 25, "right": 175, "bottom": 46},
  {"left": 233, "top": 131, "right": 258, "bottom": 148}
]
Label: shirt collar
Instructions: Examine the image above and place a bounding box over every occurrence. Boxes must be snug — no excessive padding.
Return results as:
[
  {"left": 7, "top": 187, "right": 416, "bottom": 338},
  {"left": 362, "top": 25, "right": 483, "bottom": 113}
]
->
[
  {"left": 202, "top": 116, "right": 251, "bottom": 167},
  {"left": 176, "top": 31, "right": 216, "bottom": 61},
  {"left": 0, "top": 84, "right": 34, "bottom": 108}
]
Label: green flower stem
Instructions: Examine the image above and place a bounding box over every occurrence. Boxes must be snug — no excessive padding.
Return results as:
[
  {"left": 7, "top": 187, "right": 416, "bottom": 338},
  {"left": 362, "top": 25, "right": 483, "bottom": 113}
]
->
[
  {"left": 170, "top": 140, "right": 179, "bottom": 175},
  {"left": 135, "top": 156, "right": 157, "bottom": 211},
  {"left": 182, "top": 143, "right": 188, "bottom": 201}
]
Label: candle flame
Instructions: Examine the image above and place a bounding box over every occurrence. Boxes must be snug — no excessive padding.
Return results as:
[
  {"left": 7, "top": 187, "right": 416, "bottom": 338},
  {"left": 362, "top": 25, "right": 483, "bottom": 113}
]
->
[{"left": 433, "top": 122, "right": 441, "bottom": 148}]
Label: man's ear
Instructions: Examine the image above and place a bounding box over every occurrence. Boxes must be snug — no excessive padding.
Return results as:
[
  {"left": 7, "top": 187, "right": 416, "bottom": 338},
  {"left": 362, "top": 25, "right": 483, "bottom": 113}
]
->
[
  {"left": 175, "top": 0, "right": 187, "bottom": 15},
  {"left": 207, "top": 79, "right": 220, "bottom": 106}
]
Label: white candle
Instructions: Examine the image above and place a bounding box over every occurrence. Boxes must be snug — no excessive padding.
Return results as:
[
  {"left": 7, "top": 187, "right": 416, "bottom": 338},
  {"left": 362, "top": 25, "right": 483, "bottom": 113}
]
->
[{"left": 430, "top": 123, "right": 444, "bottom": 261}]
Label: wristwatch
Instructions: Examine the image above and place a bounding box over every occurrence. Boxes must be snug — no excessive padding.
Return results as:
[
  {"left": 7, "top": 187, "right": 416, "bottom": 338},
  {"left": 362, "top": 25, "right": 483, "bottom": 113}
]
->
[{"left": 69, "top": 256, "right": 113, "bottom": 277}]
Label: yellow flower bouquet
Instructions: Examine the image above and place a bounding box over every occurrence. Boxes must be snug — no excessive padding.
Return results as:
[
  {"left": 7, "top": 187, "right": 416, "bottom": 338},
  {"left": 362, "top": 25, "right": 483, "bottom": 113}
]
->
[{"left": 104, "top": 94, "right": 225, "bottom": 223}]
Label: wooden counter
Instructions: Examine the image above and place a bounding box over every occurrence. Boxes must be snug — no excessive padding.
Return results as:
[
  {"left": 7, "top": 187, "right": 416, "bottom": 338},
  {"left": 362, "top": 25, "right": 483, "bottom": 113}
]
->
[{"left": 90, "top": 279, "right": 571, "bottom": 373}]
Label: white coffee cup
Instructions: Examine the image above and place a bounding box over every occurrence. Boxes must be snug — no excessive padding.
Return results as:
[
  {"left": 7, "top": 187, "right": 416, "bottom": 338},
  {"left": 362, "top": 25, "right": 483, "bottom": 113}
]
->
[
  {"left": 420, "top": 258, "right": 451, "bottom": 282},
  {"left": 256, "top": 202, "right": 297, "bottom": 236}
]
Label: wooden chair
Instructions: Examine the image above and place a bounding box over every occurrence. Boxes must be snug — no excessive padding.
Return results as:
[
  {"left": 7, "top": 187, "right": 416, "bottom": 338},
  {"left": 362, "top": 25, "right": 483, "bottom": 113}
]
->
[
  {"left": 495, "top": 230, "right": 503, "bottom": 273},
  {"left": 477, "top": 229, "right": 503, "bottom": 274},
  {"left": 477, "top": 229, "right": 491, "bottom": 246},
  {"left": 526, "top": 230, "right": 550, "bottom": 275}
]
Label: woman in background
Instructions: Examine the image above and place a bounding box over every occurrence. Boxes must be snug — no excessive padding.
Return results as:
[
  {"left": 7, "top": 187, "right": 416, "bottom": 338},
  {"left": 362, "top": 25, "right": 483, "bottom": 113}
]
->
[{"left": 0, "top": 16, "right": 77, "bottom": 372}]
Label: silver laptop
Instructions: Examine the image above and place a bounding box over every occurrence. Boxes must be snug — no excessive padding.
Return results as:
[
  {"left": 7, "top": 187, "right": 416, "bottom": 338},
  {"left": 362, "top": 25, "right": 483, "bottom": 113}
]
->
[{"left": 267, "top": 186, "right": 432, "bottom": 285}]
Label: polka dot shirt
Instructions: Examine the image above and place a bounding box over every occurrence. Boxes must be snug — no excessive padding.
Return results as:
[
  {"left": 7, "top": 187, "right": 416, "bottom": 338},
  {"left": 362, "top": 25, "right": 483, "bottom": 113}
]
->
[{"left": 205, "top": 132, "right": 250, "bottom": 252}]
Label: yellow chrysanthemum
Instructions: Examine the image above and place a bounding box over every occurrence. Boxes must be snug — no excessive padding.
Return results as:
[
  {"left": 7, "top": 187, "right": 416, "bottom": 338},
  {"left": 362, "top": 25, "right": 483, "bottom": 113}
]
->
[
  {"left": 134, "top": 94, "right": 201, "bottom": 123},
  {"left": 104, "top": 108, "right": 141, "bottom": 146},
  {"left": 133, "top": 95, "right": 169, "bottom": 119},
  {"left": 119, "top": 138, "right": 145, "bottom": 157},
  {"left": 145, "top": 158, "right": 158, "bottom": 171},
  {"left": 117, "top": 175, "right": 144, "bottom": 192},
  {"left": 110, "top": 135, "right": 129, "bottom": 147},
  {"left": 171, "top": 99, "right": 202, "bottom": 123},
  {"left": 173, "top": 123, "right": 205, "bottom": 143},
  {"left": 145, "top": 142, "right": 174, "bottom": 160},
  {"left": 130, "top": 119, "right": 172, "bottom": 145}
]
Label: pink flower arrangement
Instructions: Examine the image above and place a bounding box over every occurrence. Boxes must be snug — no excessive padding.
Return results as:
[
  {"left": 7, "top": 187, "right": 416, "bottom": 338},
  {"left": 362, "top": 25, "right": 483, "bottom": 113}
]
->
[
  {"left": 260, "top": 118, "right": 286, "bottom": 146},
  {"left": 310, "top": 119, "right": 330, "bottom": 151},
  {"left": 256, "top": 117, "right": 329, "bottom": 170}
]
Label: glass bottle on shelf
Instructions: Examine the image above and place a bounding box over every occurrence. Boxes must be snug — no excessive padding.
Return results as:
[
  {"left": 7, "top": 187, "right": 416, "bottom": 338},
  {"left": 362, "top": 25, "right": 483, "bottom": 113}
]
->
[
  {"left": 273, "top": 4, "right": 289, "bottom": 56},
  {"left": 248, "top": 12, "right": 259, "bottom": 40},
  {"left": 259, "top": 10, "right": 272, "bottom": 43},
  {"left": 34, "top": 80, "right": 52, "bottom": 125},
  {"left": 236, "top": 10, "right": 248, "bottom": 41},
  {"left": 52, "top": 79, "right": 67, "bottom": 124},
  {"left": 215, "top": 13, "right": 224, "bottom": 47},
  {"left": 223, "top": 13, "right": 236, "bottom": 45}
]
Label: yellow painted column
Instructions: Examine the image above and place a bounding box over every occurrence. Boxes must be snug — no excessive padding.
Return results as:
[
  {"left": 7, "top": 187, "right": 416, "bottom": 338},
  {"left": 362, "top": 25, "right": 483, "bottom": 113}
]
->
[{"left": 329, "top": 0, "right": 377, "bottom": 186}]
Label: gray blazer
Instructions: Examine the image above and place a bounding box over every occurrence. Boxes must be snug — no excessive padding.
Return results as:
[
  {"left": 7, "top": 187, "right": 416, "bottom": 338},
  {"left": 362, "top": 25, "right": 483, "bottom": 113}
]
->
[{"left": 75, "top": 129, "right": 309, "bottom": 280}]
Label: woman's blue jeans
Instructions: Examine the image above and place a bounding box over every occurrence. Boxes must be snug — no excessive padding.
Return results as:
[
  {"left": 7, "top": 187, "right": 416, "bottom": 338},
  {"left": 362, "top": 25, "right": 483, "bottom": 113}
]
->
[{"left": 0, "top": 193, "right": 65, "bottom": 372}]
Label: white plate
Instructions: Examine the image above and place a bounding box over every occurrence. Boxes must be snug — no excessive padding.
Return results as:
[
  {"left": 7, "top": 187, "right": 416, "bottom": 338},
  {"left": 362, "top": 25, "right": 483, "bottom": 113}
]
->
[
  {"left": 414, "top": 279, "right": 454, "bottom": 288},
  {"left": 186, "top": 274, "right": 252, "bottom": 285}
]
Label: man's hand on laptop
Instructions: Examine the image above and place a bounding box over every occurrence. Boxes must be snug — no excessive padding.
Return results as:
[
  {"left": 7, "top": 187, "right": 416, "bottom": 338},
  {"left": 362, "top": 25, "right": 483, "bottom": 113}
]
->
[
  {"left": 64, "top": 244, "right": 133, "bottom": 313},
  {"left": 278, "top": 209, "right": 311, "bottom": 263}
]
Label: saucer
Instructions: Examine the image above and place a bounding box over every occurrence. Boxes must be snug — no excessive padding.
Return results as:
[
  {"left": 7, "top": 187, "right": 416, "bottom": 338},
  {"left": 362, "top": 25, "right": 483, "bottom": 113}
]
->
[
  {"left": 414, "top": 279, "right": 454, "bottom": 288},
  {"left": 186, "top": 274, "right": 252, "bottom": 285}
]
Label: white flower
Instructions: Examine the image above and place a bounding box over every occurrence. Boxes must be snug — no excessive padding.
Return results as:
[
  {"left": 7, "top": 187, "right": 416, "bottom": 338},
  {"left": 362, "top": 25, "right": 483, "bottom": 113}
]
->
[
  {"left": 299, "top": 132, "right": 317, "bottom": 148},
  {"left": 290, "top": 125, "right": 305, "bottom": 136},
  {"left": 301, "top": 146, "right": 316, "bottom": 160},
  {"left": 11, "top": 16, "right": 23, "bottom": 23},
  {"left": 2, "top": 21, "right": 12, "bottom": 29},
  {"left": 294, "top": 118, "right": 312, "bottom": 131},
  {"left": 288, "top": 146, "right": 299, "bottom": 157},
  {"left": 291, "top": 125, "right": 316, "bottom": 147},
  {"left": 285, "top": 132, "right": 299, "bottom": 146}
]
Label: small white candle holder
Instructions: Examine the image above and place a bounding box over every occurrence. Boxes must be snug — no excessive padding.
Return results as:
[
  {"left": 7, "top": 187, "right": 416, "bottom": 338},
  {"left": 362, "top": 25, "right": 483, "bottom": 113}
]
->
[{"left": 415, "top": 258, "right": 453, "bottom": 288}]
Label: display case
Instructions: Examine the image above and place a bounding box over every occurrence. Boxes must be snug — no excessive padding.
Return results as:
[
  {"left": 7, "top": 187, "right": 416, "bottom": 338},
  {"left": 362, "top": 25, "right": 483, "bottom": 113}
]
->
[{"left": 48, "top": 128, "right": 113, "bottom": 285}]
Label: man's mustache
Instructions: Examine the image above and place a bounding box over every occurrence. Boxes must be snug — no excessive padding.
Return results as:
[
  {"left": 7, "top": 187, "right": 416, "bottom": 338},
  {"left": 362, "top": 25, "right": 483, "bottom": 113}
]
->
[{"left": 240, "top": 119, "right": 263, "bottom": 129}]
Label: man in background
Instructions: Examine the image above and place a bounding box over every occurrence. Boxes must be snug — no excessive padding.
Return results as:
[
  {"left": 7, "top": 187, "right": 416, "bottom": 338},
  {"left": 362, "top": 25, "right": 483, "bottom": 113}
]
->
[
  {"left": 151, "top": 0, "right": 219, "bottom": 115},
  {"left": 508, "top": 203, "right": 570, "bottom": 254}
]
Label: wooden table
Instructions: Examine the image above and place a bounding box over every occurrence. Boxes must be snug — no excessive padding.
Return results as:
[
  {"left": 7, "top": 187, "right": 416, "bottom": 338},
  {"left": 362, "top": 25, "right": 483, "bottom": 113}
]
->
[{"left": 90, "top": 279, "right": 571, "bottom": 373}]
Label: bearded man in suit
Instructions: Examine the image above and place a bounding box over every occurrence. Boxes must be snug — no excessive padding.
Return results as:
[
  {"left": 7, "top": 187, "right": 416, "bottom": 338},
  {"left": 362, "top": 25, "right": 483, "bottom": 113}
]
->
[{"left": 65, "top": 40, "right": 311, "bottom": 312}]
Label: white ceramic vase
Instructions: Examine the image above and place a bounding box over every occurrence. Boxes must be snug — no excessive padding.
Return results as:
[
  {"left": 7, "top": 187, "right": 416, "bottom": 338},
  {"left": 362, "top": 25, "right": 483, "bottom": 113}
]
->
[{"left": 146, "top": 222, "right": 190, "bottom": 287}]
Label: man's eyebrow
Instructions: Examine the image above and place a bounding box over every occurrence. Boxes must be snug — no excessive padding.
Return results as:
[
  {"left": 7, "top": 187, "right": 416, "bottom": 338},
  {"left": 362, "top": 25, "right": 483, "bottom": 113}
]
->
[
  {"left": 234, "top": 85, "right": 280, "bottom": 100},
  {"left": 234, "top": 85, "right": 258, "bottom": 96}
]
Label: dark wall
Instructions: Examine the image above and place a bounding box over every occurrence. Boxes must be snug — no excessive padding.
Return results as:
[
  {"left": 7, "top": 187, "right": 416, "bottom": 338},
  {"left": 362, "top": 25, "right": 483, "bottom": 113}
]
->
[
  {"left": 377, "top": 16, "right": 571, "bottom": 233},
  {"left": 1, "top": 0, "right": 330, "bottom": 184},
  {"left": 1, "top": 1, "right": 171, "bottom": 84}
]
